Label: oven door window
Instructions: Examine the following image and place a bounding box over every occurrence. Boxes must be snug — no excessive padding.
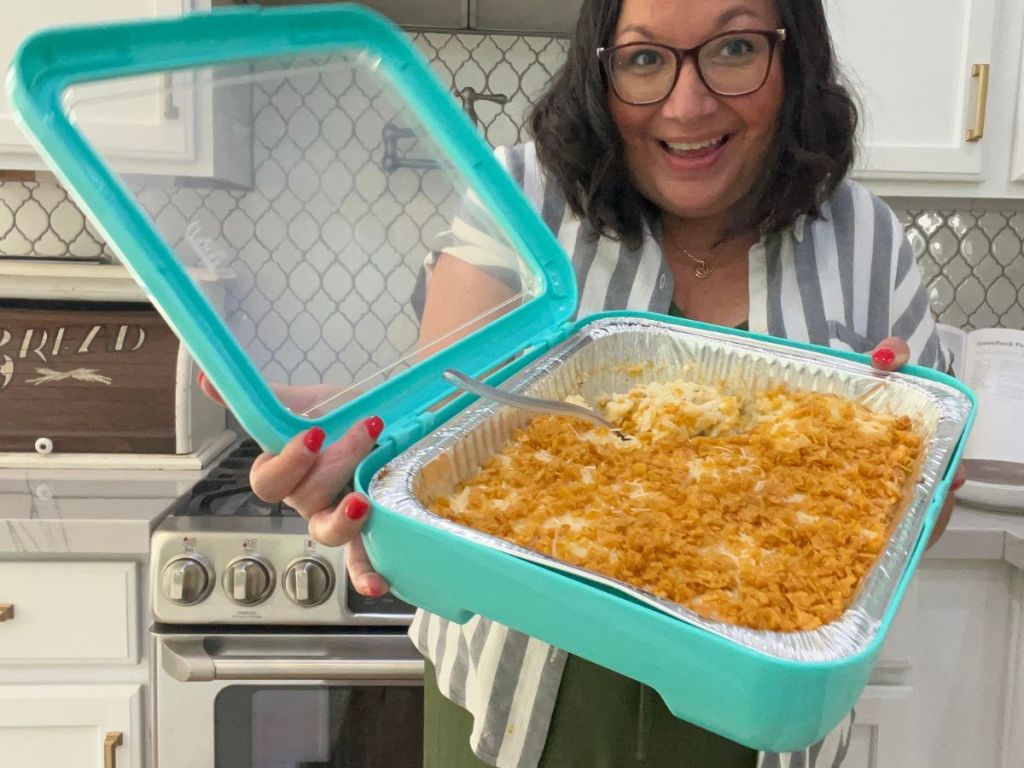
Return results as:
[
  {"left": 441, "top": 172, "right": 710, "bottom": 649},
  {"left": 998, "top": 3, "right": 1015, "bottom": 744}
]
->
[{"left": 214, "top": 685, "right": 423, "bottom": 767}]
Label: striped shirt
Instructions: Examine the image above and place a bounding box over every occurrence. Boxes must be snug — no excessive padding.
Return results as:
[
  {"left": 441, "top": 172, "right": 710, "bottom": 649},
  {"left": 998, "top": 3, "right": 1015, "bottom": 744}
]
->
[{"left": 410, "top": 141, "right": 946, "bottom": 768}]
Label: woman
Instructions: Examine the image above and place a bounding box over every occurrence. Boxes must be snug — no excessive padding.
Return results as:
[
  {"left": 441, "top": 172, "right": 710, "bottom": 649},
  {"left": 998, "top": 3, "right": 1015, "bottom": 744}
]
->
[{"left": 202, "top": 0, "right": 965, "bottom": 765}]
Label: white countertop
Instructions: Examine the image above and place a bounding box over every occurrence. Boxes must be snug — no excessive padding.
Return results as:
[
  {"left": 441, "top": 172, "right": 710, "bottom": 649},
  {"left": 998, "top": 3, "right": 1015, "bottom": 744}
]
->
[
  {"left": 0, "top": 465, "right": 213, "bottom": 555},
  {"left": 928, "top": 502, "right": 1024, "bottom": 569}
]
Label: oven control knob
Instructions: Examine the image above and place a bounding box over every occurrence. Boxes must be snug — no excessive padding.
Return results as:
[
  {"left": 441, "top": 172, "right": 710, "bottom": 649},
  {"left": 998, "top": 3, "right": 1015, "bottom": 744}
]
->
[
  {"left": 283, "top": 557, "right": 334, "bottom": 606},
  {"left": 222, "top": 556, "right": 274, "bottom": 605},
  {"left": 161, "top": 556, "right": 213, "bottom": 605}
]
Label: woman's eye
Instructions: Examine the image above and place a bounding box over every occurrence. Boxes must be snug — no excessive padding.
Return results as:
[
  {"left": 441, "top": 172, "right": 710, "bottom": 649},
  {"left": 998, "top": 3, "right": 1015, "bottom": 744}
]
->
[
  {"left": 624, "top": 48, "right": 664, "bottom": 68},
  {"left": 716, "top": 37, "right": 755, "bottom": 58}
]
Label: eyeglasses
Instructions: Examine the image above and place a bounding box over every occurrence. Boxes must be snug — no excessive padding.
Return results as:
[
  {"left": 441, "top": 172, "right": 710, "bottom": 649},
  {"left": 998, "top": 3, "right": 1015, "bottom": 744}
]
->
[{"left": 597, "top": 29, "right": 786, "bottom": 105}]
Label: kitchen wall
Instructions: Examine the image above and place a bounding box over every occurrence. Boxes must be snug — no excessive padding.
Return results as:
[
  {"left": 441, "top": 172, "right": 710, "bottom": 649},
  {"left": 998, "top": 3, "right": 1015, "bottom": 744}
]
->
[{"left": 1, "top": 29, "right": 1022, "bottom": 348}]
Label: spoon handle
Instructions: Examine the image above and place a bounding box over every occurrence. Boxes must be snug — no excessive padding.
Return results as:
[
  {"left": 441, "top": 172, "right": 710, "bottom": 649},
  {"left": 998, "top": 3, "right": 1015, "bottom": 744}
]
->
[{"left": 443, "top": 369, "right": 619, "bottom": 432}]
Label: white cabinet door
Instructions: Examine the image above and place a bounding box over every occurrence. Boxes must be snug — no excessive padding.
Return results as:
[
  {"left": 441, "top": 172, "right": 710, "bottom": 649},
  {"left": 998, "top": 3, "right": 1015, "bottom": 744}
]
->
[
  {"left": 471, "top": 0, "right": 582, "bottom": 35},
  {"left": 998, "top": 569, "right": 1024, "bottom": 768},
  {"left": 845, "top": 686, "right": 915, "bottom": 768},
  {"left": 1, "top": 0, "right": 188, "bottom": 164},
  {"left": 0, "top": 684, "right": 142, "bottom": 768},
  {"left": 826, "top": 0, "right": 995, "bottom": 181},
  {"left": 0, "top": 561, "right": 137, "bottom": 664},
  {"left": 1012, "top": 42, "right": 1024, "bottom": 183},
  {"left": 365, "top": 0, "right": 467, "bottom": 28},
  {"left": 1, "top": 0, "right": 249, "bottom": 184}
]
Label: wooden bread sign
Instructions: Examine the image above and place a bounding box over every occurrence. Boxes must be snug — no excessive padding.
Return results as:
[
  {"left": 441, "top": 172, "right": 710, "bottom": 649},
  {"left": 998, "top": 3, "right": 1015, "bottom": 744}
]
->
[{"left": 0, "top": 299, "right": 178, "bottom": 453}]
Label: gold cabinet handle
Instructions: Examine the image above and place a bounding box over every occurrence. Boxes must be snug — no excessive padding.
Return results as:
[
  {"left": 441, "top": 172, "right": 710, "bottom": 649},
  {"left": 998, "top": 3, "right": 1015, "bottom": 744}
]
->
[
  {"left": 0, "top": 604, "right": 13, "bottom": 622},
  {"left": 965, "top": 63, "right": 990, "bottom": 142},
  {"left": 103, "top": 731, "right": 123, "bottom": 768}
]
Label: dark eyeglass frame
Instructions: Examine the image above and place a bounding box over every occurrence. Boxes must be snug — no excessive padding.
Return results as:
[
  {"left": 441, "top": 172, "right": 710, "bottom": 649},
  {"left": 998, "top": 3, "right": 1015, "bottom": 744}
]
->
[{"left": 597, "top": 28, "right": 787, "bottom": 104}]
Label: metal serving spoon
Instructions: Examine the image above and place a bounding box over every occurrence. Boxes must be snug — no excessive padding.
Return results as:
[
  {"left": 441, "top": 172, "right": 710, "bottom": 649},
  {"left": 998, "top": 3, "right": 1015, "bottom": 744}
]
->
[{"left": 443, "top": 369, "right": 632, "bottom": 441}]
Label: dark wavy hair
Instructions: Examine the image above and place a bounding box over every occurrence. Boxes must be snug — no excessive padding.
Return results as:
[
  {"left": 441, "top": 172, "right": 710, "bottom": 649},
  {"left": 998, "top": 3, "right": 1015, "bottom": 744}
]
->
[{"left": 528, "top": 0, "right": 858, "bottom": 247}]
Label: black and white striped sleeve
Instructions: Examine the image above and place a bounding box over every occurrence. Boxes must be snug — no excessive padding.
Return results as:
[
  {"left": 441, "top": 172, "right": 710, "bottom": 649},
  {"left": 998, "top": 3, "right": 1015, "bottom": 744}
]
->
[
  {"left": 423, "top": 144, "right": 530, "bottom": 292},
  {"left": 888, "top": 208, "right": 948, "bottom": 371}
]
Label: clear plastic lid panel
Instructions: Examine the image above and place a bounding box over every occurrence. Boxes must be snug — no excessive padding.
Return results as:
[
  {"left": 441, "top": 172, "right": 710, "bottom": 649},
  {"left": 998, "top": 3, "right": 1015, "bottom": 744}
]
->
[{"left": 64, "top": 51, "right": 540, "bottom": 421}]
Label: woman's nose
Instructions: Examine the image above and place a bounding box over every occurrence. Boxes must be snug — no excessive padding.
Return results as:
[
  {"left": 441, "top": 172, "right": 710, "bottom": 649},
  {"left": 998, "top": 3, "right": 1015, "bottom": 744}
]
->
[{"left": 660, "top": 57, "right": 719, "bottom": 122}]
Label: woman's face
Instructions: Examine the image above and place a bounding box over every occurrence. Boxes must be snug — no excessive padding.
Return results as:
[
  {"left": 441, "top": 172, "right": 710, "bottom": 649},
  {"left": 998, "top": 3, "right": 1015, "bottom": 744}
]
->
[{"left": 607, "top": 0, "right": 784, "bottom": 225}]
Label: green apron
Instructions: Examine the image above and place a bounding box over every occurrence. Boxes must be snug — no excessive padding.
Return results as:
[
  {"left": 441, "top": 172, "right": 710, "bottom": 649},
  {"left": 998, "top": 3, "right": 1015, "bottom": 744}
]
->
[{"left": 424, "top": 656, "right": 758, "bottom": 768}]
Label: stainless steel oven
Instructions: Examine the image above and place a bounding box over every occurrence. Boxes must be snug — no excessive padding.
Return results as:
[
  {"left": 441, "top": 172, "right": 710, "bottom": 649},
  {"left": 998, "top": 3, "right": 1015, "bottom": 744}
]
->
[
  {"left": 149, "top": 440, "right": 421, "bottom": 767},
  {"left": 152, "top": 631, "right": 423, "bottom": 767}
]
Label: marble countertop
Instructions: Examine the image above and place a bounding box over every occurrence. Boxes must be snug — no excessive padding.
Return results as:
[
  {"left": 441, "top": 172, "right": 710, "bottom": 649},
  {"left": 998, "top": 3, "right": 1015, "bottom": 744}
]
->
[
  {"left": 2, "top": 463, "right": 1023, "bottom": 564},
  {"left": 0, "top": 465, "right": 212, "bottom": 555}
]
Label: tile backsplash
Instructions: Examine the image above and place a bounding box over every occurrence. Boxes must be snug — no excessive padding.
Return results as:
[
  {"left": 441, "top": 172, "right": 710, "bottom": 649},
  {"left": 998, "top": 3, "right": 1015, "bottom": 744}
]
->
[
  {"left": 1, "top": 30, "right": 1022, "bottom": 337},
  {"left": 900, "top": 208, "right": 1024, "bottom": 330},
  {"left": 0, "top": 178, "right": 113, "bottom": 259}
]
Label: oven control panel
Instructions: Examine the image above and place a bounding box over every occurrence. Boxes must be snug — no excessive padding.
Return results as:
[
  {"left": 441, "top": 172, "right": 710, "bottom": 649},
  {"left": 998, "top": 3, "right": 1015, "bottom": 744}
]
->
[
  {"left": 151, "top": 516, "right": 413, "bottom": 626},
  {"left": 346, "top": 577, "right": 416, "bottom": 616}
]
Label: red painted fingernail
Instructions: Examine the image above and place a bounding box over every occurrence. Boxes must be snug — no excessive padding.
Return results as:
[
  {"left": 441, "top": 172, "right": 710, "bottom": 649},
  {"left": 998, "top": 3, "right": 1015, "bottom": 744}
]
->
[
  {"left": 365, "top": 416, "right": 384, "bottom": 440},
  {"left": 872, "top": 347, "right": 895, "bottom": 367},
  {"left": 303, "top": 427, "right": 326, "bottom": 453},
  {"left": 345, "top": 496, "right": 370, "bottom": 520},
  {"left": 197, "top": 371, "right": 206, "bottom": 387},
  {"left": 952, "top": 475, "right": 967, "bottom": 490}
]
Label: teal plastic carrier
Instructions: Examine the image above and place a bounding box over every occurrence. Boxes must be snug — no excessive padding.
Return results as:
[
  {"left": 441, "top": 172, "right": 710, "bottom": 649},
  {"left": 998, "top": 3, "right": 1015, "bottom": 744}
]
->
[{"left": 9, "top": 4, "right": 975, "bottom": 752}]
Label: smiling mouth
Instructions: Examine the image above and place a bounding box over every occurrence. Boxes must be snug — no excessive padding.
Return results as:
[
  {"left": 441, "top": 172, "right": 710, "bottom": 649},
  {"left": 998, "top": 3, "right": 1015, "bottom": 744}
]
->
[{"left": 659, "top": 134, "right": 731, "bottom": 158}]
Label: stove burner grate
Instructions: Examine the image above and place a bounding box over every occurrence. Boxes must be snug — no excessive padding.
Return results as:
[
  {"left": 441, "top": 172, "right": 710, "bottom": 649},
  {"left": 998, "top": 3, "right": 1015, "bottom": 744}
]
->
[{"left": 175, "top": 440, "right": 295, "bottom": 518}]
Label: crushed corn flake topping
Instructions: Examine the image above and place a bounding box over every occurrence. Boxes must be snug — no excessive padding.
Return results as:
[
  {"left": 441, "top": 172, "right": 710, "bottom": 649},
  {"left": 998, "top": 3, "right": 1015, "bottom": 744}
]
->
[{"left": 431, "top": 379, "right": 922, "bottom": 633}]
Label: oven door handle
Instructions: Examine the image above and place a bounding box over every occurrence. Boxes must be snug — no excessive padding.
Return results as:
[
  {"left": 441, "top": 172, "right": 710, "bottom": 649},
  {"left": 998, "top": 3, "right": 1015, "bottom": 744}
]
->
[{"left": 162, "top": 639, "right": 425, "bottom": 683}]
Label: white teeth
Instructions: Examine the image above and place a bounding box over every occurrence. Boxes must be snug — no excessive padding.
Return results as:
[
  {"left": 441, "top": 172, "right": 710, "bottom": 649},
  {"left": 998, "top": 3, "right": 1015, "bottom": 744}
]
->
[{"left": 664, "top": 137, "right": 724, "bottom": 151}]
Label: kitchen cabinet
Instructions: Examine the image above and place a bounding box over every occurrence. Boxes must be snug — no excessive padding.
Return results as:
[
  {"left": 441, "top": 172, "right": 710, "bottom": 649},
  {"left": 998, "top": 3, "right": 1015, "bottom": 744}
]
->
[
  {"left": 1000, "top": 570, "right": 1024, "bottom": 768},
  {"left": 0, "top": 684, "right": 142, "bottom": 768},
  {"left": 0, "top": 0, "right": 250, "bottom": 185},
  {"left": 0, "top": 558, "right": 151, "bottom": 767},
  {"left": 849, "top": 549, "right": 1023, "bottom": 768},
  {"left": 257, "top": 0, "right": 580, "bottom": 34},
  {"left": 825, "top": 0, "right": 996, "bottom": 183},
  {"left": 826, "top": 0, "right": 1024, "bottom": 198},
  {"left": 0, "top": 562, "right": 138, "bottom": 664},
  {"left": 845, "top": 686, "right": 915, "bottom": 767},
  {"left": 470, "top": 0, "right": 581, "bottom": 36},
  {"left": 845, "top": 580, "right": 920, "bottom": 767},
  {"left": 256, "top": 0, "right": 582, "bottom": 35},
  {"left": 259, "top": 0, "right": 469, "bottom": 29},
  {"left": 1012, "top": 43, "right": 1024, "bottom": 183}
]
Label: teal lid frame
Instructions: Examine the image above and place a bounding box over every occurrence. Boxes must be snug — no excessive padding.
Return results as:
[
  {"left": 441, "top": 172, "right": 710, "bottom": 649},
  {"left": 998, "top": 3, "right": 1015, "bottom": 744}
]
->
[{"left": 7, "top": 4, "right": 577, "bottom": 452}]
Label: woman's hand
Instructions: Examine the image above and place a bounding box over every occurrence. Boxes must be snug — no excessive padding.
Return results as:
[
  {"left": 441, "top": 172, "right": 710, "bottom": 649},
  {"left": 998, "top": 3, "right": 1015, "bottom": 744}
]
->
[
  {"left": 197, "top": 372, "right": 390, "bottom": 597},
  {"left": 868, "top": 337, "right": 966, "bottom": 549}
]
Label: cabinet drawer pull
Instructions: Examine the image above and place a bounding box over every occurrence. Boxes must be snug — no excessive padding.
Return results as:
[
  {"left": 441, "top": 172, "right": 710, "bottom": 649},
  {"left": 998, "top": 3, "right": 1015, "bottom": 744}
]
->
[
  {"left": 103, "top": 731, "right": 123, "bottom": 768},
  {"left": 0, "top": 603, "right": 13, "bottom": 622},
  {"left": 965, "top": 63, "right": 990, "bottom": 142}
]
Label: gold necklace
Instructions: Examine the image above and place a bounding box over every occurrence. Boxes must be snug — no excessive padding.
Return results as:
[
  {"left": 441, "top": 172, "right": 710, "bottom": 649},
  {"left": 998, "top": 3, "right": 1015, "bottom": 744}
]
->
[{"left": 671, "top": 233, "right": 713, "bottom": 279}]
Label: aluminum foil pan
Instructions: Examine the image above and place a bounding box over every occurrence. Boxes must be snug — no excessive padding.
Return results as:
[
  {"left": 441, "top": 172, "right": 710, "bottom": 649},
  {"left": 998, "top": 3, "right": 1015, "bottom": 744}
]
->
[{"left": 371, "top": 316, "right": 971, "bottom": 662}]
